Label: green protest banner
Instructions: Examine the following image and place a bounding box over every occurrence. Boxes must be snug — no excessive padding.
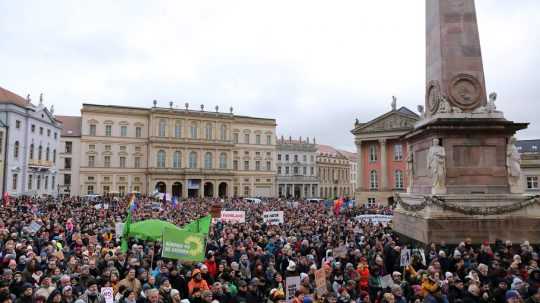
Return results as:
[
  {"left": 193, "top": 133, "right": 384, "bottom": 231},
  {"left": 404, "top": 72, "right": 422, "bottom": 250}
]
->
[{"left": 161, "top": 227, "right": 205, "bottom": 261}]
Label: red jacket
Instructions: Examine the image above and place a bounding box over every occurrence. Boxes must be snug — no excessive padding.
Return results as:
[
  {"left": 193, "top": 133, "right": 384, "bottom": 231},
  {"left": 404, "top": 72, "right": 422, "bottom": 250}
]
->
[{"left": 204, "top": 260, "right": 217, "bottom": 278}]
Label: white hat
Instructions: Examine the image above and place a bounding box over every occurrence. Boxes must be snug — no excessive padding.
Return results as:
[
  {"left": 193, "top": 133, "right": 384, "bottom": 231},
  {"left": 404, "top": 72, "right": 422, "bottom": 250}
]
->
[
  {"left": 300, "top": 273, "right": 308, "bottom": 281},
  {"left": 287, "top": 261, "right": 296, "bottom": 271}
]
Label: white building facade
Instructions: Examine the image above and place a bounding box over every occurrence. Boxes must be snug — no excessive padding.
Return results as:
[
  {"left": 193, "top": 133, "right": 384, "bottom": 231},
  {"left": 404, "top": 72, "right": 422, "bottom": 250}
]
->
[
  {"left": 57, "top": 116, "right": 81, "bottom": 197},
  {"left": 0, "top": 87, "right": 62, "bottom": 197},
  {"left": 276, "top": 136, "right": 319, "bottom": 198}
]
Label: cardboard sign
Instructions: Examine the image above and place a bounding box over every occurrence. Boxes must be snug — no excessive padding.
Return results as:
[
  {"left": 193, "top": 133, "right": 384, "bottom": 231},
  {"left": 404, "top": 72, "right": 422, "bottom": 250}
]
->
[
  {"left": 220, "top": 211, "right": 245, "bottom": 223},
  {"left": 286, "top": 276, "right": 301, "bottom": 302},
  {"left": 101, "top": 287, "right": 114, "bottom": 303},
  {"left": 332, "top": 245, "right": 348, "bottom": 259},
  {"left": 314, "top": 268, "right": 327, "bottom": 297},
  {"left": 400, "top": 247, "right": 411, "bottom": 267},
  {"left": 355, "top": 214, "right": 393, "bottom": 226},
  {"left": 263, "top": 211, "right": 284, "bottom": 225}
]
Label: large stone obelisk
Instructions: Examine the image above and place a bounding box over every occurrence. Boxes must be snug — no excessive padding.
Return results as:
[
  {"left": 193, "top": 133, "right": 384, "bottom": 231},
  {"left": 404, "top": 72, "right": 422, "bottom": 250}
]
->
[{"left": 393, "top": 0, "right": 540, "bottom": 244}]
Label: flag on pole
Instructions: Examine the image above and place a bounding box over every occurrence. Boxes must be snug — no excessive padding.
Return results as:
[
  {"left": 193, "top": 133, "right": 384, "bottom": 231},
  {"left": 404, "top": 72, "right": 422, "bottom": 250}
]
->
[
  {"left": 120, "top": 209, "right": 132, "bottom": 253},
  {"left": 183, "top": 215, "right": 212, "bottom": 234},
  {"left": 2, "top": 192, "right": 9, "bottom": 206},
  {"left": 128, "top": 194, "right": 137, "bottom": 213},
  {"left": 172, "top": 196, "right": 178, "bottom": 209}
]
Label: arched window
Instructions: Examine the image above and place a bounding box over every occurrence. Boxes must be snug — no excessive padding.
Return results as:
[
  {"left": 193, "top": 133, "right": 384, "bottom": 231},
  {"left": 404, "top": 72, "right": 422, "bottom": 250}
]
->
[
  {"left": 370, "top": 170, "right": 378, "bottom": 189},
  {"left": 190, "top": 122, "right": 197, "bottom": 139},
  {"left": 46, "top": 147, "right": 50, "bottom": 161},
  {"left": 173, "top": 151, "right": 181, "bottom": 168},
  {"left": 14, "top": 141, "right": 19, "bottom": 158},
  {"left": 395, "top": 170, "right": 404, "bottom": 189},
  {"left": 369, "top": 145, "right": 377, "bottom": 162},
  {"left": 205, "top": 123, "right": 212, "bottom": 140},
  {"left": 159, "top": 119, "right": 166, "bottom": 137},
  {"left": 175, "top": 121, "right": 182, "bottom": 138},
  {"left": 189, "top": 151, "right": 197, "bottom": 168},
  {"left": 38, "top": 145, "right": 43, "bottom": 160},
  {"left": 157, "top": 150, "right": 166, "bottom": 168},
  {"left": 204, "top": 152, "right": 213, "bottom": 169},
  {"left": 219, "top": 152, "right": 227, "bottom": 169},
  {"left": 220, "top": 124, "right": 226, "bottom": 140},
  {"left": 29, "top": 144, "right": 34, "bottom": 160}
]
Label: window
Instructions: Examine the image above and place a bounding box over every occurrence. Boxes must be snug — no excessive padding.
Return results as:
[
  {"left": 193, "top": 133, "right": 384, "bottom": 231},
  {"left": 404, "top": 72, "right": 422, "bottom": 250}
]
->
[
  {"left": 120, "top": 157, "right": 126, "bottom": 168},
  {"left": 527, "top": 176, "right": 539, "bottom": 189},
  {"left": 65, "top": 142, "right": 72, "bottom": 154},
  {"left": 293, "top": 167, "right": 298, "bottom": 175},
  {"left": 136, "top": 127, "right": 142, "bottom": 138},
  {"left": 266, "top": 152, "right": 271, "bottom": 156},
  {"left": 244, "top": 134, "right": 250, "bottom": 144},
  {"left": 219, "top": 153, "right": 227, "bottom": 169},
  {"left": 205, "top": 123, "right": 212, "bottom": 140},
  {"left": 277, "top": 154, "right": 281, "bottom": 161},
  {"left": 104, "top": 156, "right": 111, "bottom": 168},
  {"left": 369, "top": 145, "right": 377, "bottom": 162},
  {"left": 266, "top": 161, "right": 271, "bottom": 171},
  {"left": 370, "top": 170, "right": 378, "bottom": 189},
  {"left": 39, "top": 127, "right": 43, "bottom": 135},
  {"left": 244, "top": 186, "right": 250, "bottom": 197},
  {"left": 303, "top": 167, "right": 307, "bottom": 175},
  {"left": 157, "top": 150, "right": 166, "bottom": 168},
  {"left": 53, "top": 149, "right": 56, "bottom": 163},
  {"left": 395, "top": 170, "right": 404, "bottom": 189},
  {"left": 87, "top": 185, "right": 94, "bottom": 195},
  {"left": 204, "top": 152, "right": 213, "bottom": 169},
  {"left": 89, "top": 144, "right": 95, "bottom": 150},
  {"left": 233, "top": 133, "right": 239, "bottom": 144},
  {"left": 244, "top": 160, "right": 249, "bottom": 170},
  {"left": 189, "top": 151, "right": 197, "bottom": 168},
  {"left": 255, "top": 161, "right": 261, "bottom": 171},
  {"left": 233, "top": 160, "right": 238, "bottom": 170},
  {"left": 311, "top": 155, "right": 314, "bottom": 162},
  {"left": 88, "top": 156, "right": 95, "bottom": 167},
  {"left": 394, "top": 144, "right": 403, "bottom": 161},
  {"left": 278, "top": 166, "right": 282, "bottom": 174},
  {"left": 88, "top": 176, "right": 95, "bottom": 181},
  {"left": 310, "top": 167, "right": 314, "bottom": 175},
  {"left": 285, "top": 154, "right": 289, "bottom": 161},
  {"left": 220, "top": 125, "right": 226, "bottom": 140},
  {"left": 89, "top": 124, "right": 96, "bottom": 136},
  {"left": 28, "top": 175, "right": 33, "bottom": 190},
  {"left": 256, "top": 135, "right": 261, "bottom": 145},
  {"left": 121, "top": 126, "right": 127, "bottom": 137},
  {"left": 12, "top": 174, "right": 17, "bottom": 190},
  {"left": 45, "top": 147, "right": 50, "bottom": 161},
  {"left": 133, "top": 186, "right": 140, "bottom": 192},
  {"left": 120, "top": 145, "right": 126, "bottom": 151},
  {"left": 105, "top": 125, "right": 112, "bottom": 137},
  {"left": 14, "top": 141, "right": 19, "bottom": 158},
  {"left": 135, "top": 146, "right": 141, "bottom": 152},
  {"left": 54, "top": 132, "right": 57, "bottom": 140},
  {"left": 36, "top": 175, "right": 41, "bottom": 190},
  {"left": 64, "top": 158, "right": 72, "bottom": 170},
  {"left": 64, "top": 174, "right": 71, "bottom": 186},
  {"left": 367, "top": 198, "right": 376, "bottom": 207},
  {"left": 190, "top": 122, "right": 198, "bottom": 139},
  {"left": 37, "top": 145, "right": 42, "bottom": 161},
  {"left": 159, "top": 120, "right": 166, "bottom": 137},
  {"left": 173, "top": 151, "right": 181, "bottom": 168},
  {"left": 44, "top": 176, "right": 48, "bottom": 190},
  {"left": 105, "top": 145, "right": 111, "bottom": 151},
  {"left": 255, "top": 152, "right": 261, "bottom": 156},
  {"left": 285, "top": 166, "right": 290, "bottom": 174},
  {"left": 119, "top": 186, "right": 126, "bottom": 195},
  {"left": 29, "top": 144, "right": 34, "bottom": 160},
  {"left": 303, "top": 155, "right": 307, "bottom": 162},
  {"left": 294, "top": 155, "right": 298, "bottom": 162},
  {"left": 51, "top": 176, "right": 55, "bottom": 190},
  {"left": 103, "top": 185, "right": 110, "bottom": 193},
  {"left": 175, "top": 122, "right": 182, "bottom": 138},
  {"left": 134, "top": 157, "right": 141, "bottom": 169},
  {"left": 31, "top": 125, "right": 35, "bottom": 133},
  {"left": 267, "top": 135, "right": 271, "bottom": 145},
  {"left": 47, "top": 129, "right": 51, "bottom": 137},
  {"left": 16, "top": 120, "right": 21, "bottom": 128}
]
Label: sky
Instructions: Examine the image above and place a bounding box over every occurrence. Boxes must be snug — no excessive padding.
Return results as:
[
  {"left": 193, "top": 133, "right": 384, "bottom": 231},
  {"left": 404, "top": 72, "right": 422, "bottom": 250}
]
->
[{"left": 1, "top": 1, "right": 539, "bottom": 151}]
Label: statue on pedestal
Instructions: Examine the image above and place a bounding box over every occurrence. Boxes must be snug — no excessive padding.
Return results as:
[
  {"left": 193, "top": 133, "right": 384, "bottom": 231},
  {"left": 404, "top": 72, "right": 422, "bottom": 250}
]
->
[
  {"left": 427, "top": 138, "right": 446, "bottom": 194},
  {"left": 507, "top": 137, "right": 524, "bottom": 193}
]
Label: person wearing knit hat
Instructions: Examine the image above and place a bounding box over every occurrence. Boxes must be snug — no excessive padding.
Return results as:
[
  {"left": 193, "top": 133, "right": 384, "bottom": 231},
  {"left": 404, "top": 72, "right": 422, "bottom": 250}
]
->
[{"left": 505, "top": 290, "right": 521, "bottom": 302}]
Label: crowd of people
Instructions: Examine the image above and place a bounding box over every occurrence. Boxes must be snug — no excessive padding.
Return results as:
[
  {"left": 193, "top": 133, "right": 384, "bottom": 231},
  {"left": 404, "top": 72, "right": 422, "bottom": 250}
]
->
[{"left": 1, "top": 195, "right": 539, "bottom": 303}]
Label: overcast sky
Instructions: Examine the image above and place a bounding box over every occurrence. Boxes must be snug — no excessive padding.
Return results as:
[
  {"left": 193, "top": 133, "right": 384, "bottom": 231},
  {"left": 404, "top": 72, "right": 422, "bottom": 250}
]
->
[{"left": 1, "top": 1, "right": 539, "bottom": 150}]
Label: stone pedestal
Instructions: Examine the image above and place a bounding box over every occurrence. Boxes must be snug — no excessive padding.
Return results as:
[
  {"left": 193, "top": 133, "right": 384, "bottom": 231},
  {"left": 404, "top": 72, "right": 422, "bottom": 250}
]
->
[{"left": 393, "top": 193, "right": 540, "bottom": 244}]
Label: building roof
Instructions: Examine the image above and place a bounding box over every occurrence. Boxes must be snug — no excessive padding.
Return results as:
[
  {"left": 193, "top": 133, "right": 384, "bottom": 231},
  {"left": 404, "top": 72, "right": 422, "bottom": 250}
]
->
[
  {"left": 55, "top": 115, "right": 82, "bottom": 137},
  {"left": 351, "top": 106, "right": 419, "bottom": 135},
  {"left": 338, "top": 149, "right": 357, "bottom": 161},
  {"left": 317, "top": 144, "right": 348, "bottom": 158},
  {"left": 516, "top": 139, "right": 540, "bottom": 154},
  {"left": 0, "top": 86, "right": 30, "bottom": 108}
]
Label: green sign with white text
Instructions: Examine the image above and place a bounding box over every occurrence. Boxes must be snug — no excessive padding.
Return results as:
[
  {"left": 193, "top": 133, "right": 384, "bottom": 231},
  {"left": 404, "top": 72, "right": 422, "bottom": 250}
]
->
[{"left": 162, "top": 227, "right": 205, "bottom": 261}]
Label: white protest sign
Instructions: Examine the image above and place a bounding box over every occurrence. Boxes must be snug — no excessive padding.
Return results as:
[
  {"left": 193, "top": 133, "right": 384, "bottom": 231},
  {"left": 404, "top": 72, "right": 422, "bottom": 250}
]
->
[
  {"left": 286, "top": 276, "right": 301, "bottom": 302},
  {"left": 101, "top": 287, "right": 114, "bottom": 303},
  {"left": 220, "top": 211, "right": 246, "bottom": 223},
  {"left": 400, "top": 247, "right": 411, "bottom": 267},
  {"left": 380, "top": 274, "right": 395, "bottom": 289},
  {"left": 355, "top": 214, "right": 393, "bottom": 226},
  {"left": 28, "top": 221, "right": 42, "bottom": 234},
  {"left": 263, "top": 211, "right": 284, "bottom": 225},
  {"left": 115, "top": 223, "right": 124, "bottom": 241}
]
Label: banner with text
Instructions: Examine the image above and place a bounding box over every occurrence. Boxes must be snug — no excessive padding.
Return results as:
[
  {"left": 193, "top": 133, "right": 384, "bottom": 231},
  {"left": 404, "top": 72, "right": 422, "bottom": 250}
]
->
[
  {"left": 263, "top": 211, "right": 284, "bottom": 225},
  {"left": 315, "top": 269, "right": 327, "bottom": 297},
  {"left": 355, "top": 214, "right": 393, "bottom": 226},
  {"left": 220, "top": 211, "right": 246, "bottom": 223},
  {"left": 162, "top": 227, "right": 205, "bottom": 262},
  {"left": 286, "top": 276, "right": 301, "bottom": 302}
]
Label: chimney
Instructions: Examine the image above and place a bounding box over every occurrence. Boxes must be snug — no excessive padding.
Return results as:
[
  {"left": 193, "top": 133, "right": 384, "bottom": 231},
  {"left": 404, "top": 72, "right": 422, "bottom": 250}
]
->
[
  {"left": 153, "top": 100, "right": 157, "bottom": 108},
  {"left": 169, "top": 101, "right": 173, "bottom": 109},
  {"left": 200, "top": 104, "right": 204, "bottom": 111},
  {"left": 215, "top": 105, "right": 219, "bottom": 113},
  {"left": 39, "top": 93, "right": 43, "bottom": 105},
  {"left": 185, "top": 102, "right": 189, "bottom": 111},
  {"left": 26, "top": 94, "right": 31, "bottom": 104}
]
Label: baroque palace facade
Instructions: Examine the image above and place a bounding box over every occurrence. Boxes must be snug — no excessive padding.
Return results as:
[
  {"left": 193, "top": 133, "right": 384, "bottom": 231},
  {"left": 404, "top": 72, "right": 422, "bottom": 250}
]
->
[{"left": 78, "top": 102, "right": 276, "bottom": 198}]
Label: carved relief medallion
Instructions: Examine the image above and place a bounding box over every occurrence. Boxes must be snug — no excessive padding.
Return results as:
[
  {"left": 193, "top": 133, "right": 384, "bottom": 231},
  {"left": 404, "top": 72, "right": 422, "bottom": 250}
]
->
[
  {"left": 448, "top": 73, "right": 483, "bottom": 110},
  {"left": 426, "top": 80, "right": 441, "bottom": 115}
]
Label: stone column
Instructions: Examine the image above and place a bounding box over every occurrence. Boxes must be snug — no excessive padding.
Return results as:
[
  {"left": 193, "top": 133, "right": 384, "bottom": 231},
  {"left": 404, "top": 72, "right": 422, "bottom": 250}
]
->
[
  {"left": 213, "top": 181, "right": 218, "bottom": 198},
  {"left": 199, "top": 179, "right": 205, "bottom": 198},
  {"left": 182, "top": 180, "right": 188, "bottom": 200},
  {"left": 380, "top": 139, "right": 388, "bottom": 190}
]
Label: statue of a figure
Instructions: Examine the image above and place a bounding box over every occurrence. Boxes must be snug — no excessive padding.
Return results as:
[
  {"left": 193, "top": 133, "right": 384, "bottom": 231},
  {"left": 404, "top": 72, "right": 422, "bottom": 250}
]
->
[
  {"left": 406, "top": 146, "right": 414, "bottom": 193},
  {"left": 486, "top": 92, "right": 498, "bottom": 112},
  {"left": 417, "top": 105, "right": 425, "bottom": 118},
  {"left": 507, "top": 137, "right": 523, "bottom": 193},
  {"left": 391, "top": 96, "right": 397, "bottom": 111},
  {"left": 437, "top": 96, "right": 451, "bottom": 113},
  {"left": 427, "top": 138, "right": 446, "bottom": 194}
]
